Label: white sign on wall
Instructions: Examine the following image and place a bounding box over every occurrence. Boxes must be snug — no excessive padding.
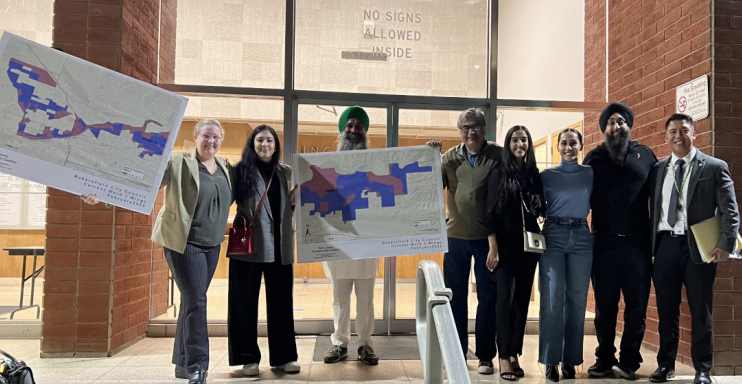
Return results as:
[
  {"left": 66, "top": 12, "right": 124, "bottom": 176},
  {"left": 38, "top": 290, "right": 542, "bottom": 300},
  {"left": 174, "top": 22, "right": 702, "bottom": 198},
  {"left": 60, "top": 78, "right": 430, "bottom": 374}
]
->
[{"left": 676, "top": 74, "right": 709, "bottom": 122}]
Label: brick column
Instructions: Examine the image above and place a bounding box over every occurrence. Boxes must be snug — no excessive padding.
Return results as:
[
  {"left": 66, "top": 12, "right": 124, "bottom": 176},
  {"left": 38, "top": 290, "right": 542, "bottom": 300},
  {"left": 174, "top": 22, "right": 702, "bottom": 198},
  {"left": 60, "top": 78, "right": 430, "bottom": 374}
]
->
[
  {"left": 582, "top": 0, "right": 742, "bottom": 372},
  {"left": 43, "top": 0, "right": 176, "bottom": 357}
]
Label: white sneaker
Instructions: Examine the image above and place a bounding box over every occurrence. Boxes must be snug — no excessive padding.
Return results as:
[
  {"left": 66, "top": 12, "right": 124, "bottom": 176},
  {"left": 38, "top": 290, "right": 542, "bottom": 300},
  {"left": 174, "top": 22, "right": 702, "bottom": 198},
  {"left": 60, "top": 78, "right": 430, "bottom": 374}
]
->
[
  {"left": 277, "top": 361, "right": 301, "bottom": 373},
  {"left": 242, "top": 363, "right": 259, "bottom": 376}
]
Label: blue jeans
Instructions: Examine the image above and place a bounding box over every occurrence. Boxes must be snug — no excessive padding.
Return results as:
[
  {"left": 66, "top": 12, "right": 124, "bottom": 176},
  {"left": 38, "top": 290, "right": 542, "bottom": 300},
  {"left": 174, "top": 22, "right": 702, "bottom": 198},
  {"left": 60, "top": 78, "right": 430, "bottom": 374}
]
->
[
  {"left": 443, "top": 237, "right": 497, "bottom": 361},
  {"left": 538, "top": 218, "right": 593, "bottom": 365}
]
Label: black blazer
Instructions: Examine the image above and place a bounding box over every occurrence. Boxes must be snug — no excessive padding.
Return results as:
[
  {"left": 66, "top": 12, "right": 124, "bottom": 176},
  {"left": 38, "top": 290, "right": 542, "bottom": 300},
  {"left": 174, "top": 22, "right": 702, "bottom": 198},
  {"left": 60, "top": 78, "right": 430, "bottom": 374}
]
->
[{"left": 649, "top": 150, "right": 740, "bottom": 263}]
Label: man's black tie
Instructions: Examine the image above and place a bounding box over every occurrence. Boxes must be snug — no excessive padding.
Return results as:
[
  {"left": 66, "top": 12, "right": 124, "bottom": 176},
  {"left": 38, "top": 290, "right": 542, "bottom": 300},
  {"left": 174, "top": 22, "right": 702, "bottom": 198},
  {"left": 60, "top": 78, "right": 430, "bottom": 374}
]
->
[{"left": 667, "top": 159, "right": 685, "bottom": 227}]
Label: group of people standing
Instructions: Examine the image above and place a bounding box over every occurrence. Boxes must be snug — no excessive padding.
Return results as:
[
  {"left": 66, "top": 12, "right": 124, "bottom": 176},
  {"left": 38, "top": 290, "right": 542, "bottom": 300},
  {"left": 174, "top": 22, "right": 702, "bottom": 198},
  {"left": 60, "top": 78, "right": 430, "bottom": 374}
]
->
[
  {"left": 83, "top": 106, "right": 380, "bottom": 384},
  {"left": 434, "top": 104, "right": 739, "bottom": 384},
  {"left": 82, "top": 102, "right": 738, "bottom": 384}
]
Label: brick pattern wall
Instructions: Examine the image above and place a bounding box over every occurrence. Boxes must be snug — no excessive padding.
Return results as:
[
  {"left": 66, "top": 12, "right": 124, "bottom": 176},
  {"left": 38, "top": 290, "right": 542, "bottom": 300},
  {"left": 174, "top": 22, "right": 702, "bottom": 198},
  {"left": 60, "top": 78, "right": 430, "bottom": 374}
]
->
[
  {"left": 583, "top": 0, "right": 607, "bottom": 316},
  {"left": 709, "top": 0, "right": 742, "bottom": 375},
  {"left": 45, "top": 0, "right": 174, "bottom": 356},
  {"left": 584, "top": 0, "right": 713, "bottom": 368},
  {"left": 43, "top": 188, "right": 115, "bottom": 357}
]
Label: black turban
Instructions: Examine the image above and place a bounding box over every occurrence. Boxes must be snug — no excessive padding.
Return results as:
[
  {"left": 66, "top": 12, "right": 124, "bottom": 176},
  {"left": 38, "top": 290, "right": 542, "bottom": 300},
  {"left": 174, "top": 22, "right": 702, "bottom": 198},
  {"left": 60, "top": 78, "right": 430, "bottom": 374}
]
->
[{"left": 599, "top": 102, "right": 634, "bottom": 133}]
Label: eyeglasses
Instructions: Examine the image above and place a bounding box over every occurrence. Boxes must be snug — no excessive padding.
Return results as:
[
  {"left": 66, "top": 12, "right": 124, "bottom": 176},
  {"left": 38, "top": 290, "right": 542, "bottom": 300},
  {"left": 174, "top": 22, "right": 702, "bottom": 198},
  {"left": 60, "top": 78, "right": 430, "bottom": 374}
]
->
[
  {"left": 198, "top": 134, "right": 222, "bottom": 142},
  {"left": 459, "top": 124, "right": 482, "bottom": 133}
]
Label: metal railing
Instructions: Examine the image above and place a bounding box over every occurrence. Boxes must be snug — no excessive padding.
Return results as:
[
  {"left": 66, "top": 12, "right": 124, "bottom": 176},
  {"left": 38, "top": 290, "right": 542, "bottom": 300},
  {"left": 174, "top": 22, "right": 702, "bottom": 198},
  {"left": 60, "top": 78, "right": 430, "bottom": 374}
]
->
[{"left": 416, "top": 260, "right": 471, "bottom": 384}]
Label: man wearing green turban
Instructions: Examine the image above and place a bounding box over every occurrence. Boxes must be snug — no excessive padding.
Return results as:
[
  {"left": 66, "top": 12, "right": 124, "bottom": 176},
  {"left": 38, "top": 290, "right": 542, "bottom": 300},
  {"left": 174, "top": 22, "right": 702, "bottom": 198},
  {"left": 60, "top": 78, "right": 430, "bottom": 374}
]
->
[
  {"left": 336, "top": 105, "right": 370, "bottom": 151},
  {"left": 323, "top": 106, "right": 379, "bottom": 366}
]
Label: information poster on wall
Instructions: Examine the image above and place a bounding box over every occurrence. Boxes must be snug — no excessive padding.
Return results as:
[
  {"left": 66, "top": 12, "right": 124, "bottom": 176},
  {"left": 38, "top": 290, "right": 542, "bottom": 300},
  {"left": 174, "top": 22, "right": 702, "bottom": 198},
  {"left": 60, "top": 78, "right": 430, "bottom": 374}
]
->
[
  {"left": 25, "top": 181, "right": 47, "bottom": 228},
  {"left": 0, "top": 173, "right": 23, "bottom": 227},
  {"left": 676, "top": 74, "right": 709, "bottom": 122}
]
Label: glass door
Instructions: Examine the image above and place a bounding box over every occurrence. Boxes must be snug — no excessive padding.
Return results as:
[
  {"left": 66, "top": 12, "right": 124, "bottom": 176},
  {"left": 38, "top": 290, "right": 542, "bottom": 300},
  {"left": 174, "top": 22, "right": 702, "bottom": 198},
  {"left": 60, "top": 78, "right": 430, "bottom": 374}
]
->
[{"left": 291, "top": 100, "right": 390, "bottom": 334}]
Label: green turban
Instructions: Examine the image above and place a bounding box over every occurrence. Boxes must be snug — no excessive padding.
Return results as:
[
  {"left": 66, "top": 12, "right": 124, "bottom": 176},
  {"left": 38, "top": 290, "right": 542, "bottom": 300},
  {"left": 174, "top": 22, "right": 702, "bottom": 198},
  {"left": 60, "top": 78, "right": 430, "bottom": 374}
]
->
[{"left": 338, "top": 106, "right": 369, "bottom": 133}]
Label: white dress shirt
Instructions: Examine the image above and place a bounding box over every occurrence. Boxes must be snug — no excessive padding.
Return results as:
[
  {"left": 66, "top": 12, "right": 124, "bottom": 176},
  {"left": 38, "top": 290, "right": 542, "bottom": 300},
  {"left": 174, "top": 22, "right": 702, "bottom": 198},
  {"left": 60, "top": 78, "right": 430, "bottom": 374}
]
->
[{"left": 658, "top": 147, "right": 697, "bottom": 232}]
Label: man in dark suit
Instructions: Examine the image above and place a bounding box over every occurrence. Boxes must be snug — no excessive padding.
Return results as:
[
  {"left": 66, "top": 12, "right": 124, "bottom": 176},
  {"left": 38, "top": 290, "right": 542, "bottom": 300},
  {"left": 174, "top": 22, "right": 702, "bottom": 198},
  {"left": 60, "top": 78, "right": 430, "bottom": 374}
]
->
[{"left": 648, "top": 113, "right": 740, "bottom": 384}]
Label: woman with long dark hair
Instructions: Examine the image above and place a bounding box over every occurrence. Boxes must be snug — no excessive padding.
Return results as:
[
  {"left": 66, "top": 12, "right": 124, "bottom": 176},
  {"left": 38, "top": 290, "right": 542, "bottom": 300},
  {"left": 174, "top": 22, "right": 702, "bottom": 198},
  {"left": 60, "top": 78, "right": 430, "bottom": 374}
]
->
[
  {"left": 538, "top": 128, "right": 593, "bottom": 381},
  {"left": 485, "top": 125, "right": 546, "bottom": 381},
  {"left": 228, "top": 124, "right": 300, "bottom": 376}
]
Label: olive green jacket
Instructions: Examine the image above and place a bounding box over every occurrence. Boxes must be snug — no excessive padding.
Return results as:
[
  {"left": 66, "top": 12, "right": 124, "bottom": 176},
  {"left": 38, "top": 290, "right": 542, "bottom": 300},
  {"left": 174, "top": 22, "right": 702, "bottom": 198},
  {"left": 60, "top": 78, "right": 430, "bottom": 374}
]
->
[{"left": 151, "top": 150, "right": 232, "bottom": 253}]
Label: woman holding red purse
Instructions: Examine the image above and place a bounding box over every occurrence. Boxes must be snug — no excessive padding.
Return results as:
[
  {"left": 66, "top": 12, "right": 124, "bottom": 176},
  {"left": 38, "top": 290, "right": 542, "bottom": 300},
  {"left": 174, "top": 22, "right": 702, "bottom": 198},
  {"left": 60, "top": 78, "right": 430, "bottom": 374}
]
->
[{"left": 227, "top": 124, "right": 299, "bottom": 377}]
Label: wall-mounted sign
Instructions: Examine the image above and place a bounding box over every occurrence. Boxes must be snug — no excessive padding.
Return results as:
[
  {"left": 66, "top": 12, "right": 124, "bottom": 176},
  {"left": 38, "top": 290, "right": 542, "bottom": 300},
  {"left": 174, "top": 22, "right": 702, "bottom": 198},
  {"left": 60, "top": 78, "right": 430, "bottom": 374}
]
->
[{"left": 676, "top": 74, "right": 709, "bottom": 122}]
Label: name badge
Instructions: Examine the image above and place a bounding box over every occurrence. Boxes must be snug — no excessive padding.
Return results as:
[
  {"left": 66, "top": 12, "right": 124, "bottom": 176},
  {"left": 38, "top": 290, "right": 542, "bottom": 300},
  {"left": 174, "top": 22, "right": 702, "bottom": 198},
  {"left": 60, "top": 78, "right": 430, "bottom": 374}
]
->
[{"left": 673, "top": 227, "right": 685, "bottom": 236}]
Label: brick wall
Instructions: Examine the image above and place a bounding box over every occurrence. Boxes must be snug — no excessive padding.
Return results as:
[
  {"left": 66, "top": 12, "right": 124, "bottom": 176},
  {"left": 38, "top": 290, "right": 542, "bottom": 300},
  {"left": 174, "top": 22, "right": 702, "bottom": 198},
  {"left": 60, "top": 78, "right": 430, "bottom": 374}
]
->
[
  {"left": 583, "top": 0, "right": 712, "bottom": 367},
  {"left": 585, "top": 0, "right": 742, "bottom": 373},
  {"left": 709, "top": 0, "right": 742, "bottom": 375},
  {"left": 44, "top": 0, "right": 174, "bottom": 356}
]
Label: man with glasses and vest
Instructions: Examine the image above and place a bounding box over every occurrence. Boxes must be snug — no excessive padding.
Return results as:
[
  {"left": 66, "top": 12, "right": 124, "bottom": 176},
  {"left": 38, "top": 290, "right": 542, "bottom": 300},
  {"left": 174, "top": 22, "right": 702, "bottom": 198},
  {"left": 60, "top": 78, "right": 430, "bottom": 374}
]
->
[
  {"left": 648, "top": 114, "right": 739, "bottom": 384},
  {"left": 427, "top": 107, "right": 502, "bottom": 374}
]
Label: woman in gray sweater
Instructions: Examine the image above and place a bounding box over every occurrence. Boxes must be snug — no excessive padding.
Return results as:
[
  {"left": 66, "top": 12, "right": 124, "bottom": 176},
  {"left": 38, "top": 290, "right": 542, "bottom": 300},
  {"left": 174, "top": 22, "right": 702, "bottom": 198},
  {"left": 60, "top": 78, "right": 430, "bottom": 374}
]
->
[{"left": 538, "top": 128, "right": 594, "bottom": 381}]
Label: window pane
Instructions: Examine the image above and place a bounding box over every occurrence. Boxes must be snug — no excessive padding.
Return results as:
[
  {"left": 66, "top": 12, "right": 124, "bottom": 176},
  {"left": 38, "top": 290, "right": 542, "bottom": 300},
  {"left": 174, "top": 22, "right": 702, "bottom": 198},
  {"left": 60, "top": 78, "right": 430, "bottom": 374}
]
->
[
  {"left": 498, "top": 0, "right": 596, "bottom": 102},
  {"left": 153, "top": 97, "right": 284, "bottom": 322},
  {"left": 0, "top": 1, "right": 53, "bottom": 45},
  {"left": 295, "top": 0, "right": 488, "bottom": 97},
  {"left": 294, "top": 104, "right": 387, "bottom": 321},
  {"left": 498, "top": 109, "right": 586, "bottom": 169},
  {"left": 172, "top": 0, "right": 286, "bottom": 88}
]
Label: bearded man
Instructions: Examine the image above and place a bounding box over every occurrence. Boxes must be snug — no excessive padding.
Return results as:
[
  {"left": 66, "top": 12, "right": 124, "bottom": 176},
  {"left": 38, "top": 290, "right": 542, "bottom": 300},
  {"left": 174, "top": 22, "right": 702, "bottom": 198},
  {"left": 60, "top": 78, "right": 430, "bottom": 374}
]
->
[
  {"left": 584, "top": 103, "right": 658, "bottom": 380},
  {"left": 322, "top": 106, "right": 380, "bottom": 366}
]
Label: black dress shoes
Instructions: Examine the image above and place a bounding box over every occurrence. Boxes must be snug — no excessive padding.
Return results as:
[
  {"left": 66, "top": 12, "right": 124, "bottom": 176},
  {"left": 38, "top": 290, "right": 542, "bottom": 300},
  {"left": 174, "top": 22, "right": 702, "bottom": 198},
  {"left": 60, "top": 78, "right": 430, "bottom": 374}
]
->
[
  {"left": 175, "top": 365, "right": 189, "bottom": 379},
  {"left": 545, "top": 364, "right": 560, "bottom": 382},
  {"left": 694, "top": 371, "right": 710, "bottom": 384},
  {"left": 561, "top": 365, "right": 576, "bottom": 379},
  {"left": 188, "top": 370, "right": 207, "bottom": 384},
  {"left": 649, "top": 367, "right": 675, "bottom": 383}
]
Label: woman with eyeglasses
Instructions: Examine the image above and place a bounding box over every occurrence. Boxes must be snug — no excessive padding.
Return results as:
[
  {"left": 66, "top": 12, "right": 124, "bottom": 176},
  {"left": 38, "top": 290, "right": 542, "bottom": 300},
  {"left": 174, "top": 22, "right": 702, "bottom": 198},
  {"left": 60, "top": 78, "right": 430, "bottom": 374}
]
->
[
  {"left": 83, "top": 119, "right": 231, "bottom": 384},
  {"left": 228, "top": 125, "right": 300, "bottom": 377},
  {"left": 538, "top": 128, "right": 593, "bottom": 381},
  {"left": 485, "top": 125, "right": 546, "bottom": 381}
]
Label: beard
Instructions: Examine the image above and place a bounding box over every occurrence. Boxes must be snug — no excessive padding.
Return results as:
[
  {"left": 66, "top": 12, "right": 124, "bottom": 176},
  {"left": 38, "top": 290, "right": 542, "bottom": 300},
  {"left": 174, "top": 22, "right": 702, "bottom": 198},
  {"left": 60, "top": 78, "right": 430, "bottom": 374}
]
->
[
  {"left": 337, "top": 131, "right": 368, "bottom": 151},
  {"left": 605, "top": 128, "right": 630, "bottom": 165}
]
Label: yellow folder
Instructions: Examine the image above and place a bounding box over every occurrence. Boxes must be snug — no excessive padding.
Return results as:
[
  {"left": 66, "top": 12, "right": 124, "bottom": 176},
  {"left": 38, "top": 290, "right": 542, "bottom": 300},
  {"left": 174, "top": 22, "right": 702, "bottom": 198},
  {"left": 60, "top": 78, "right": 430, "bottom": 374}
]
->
[{"left": 689, "top": 215, "right": 742, "bottom": 263}]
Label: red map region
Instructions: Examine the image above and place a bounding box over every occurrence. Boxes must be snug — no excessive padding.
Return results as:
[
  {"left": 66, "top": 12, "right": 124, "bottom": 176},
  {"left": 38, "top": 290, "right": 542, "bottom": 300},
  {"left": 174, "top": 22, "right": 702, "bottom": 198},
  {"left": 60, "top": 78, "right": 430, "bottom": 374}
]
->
[{"left": 304, "top": 165, "right": 340, "bottom": 198}]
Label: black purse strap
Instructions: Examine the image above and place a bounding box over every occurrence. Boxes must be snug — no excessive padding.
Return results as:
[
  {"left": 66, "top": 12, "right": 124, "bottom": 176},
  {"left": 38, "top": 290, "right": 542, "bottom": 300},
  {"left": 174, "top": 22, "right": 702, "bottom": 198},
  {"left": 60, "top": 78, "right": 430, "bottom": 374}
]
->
[
  {"left": 248, "top": 164, "right": 276, "bottom": 228},
  {"left": 0, "top": 347, "right": 19, "bottom": 364}
]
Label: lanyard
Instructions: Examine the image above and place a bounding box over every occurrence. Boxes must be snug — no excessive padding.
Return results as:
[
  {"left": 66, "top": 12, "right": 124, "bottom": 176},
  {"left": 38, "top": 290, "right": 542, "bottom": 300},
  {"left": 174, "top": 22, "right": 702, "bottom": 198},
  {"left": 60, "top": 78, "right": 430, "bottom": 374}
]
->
[{"left": 672, "top": 159, "right": 692, "bottom": 199}]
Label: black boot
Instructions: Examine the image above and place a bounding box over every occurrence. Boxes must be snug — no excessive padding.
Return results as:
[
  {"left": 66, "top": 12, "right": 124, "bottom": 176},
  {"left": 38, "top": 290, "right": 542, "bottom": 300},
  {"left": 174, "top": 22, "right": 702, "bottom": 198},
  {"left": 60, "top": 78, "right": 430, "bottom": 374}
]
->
[{"left": 545, "top": 364, "right": 560, "bottom": 382}]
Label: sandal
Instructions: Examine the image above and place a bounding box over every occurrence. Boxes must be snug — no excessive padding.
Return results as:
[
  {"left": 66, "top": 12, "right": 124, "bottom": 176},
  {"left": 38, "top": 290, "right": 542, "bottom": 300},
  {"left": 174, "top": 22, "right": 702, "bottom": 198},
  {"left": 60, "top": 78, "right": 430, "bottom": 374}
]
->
[
  {"left": 499, "top": 359, "right": 518, "bottom": 382},
  {"left": 511, "top": 357, "right": 525, "bottom": 377}
]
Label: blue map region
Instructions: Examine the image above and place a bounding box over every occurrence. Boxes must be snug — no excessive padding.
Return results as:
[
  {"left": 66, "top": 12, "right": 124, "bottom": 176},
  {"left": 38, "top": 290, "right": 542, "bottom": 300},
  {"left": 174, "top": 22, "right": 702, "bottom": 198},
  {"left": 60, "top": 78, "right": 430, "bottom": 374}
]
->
[
  {"left": 7, "top": 58, "right": 167, "bottom": 158},
  {"left": 301, "top": 162, "right": 433, "bottom": 222}
]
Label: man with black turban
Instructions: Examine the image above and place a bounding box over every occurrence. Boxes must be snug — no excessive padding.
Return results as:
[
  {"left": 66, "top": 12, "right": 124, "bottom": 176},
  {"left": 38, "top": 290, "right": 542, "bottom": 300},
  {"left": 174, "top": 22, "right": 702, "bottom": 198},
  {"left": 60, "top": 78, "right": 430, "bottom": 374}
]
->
[
  {"left": 584, "top": 103, "right": 658, "bottom": 380},
  {"left": 322, "top": 106, "right": 380, "bottom": 366}
]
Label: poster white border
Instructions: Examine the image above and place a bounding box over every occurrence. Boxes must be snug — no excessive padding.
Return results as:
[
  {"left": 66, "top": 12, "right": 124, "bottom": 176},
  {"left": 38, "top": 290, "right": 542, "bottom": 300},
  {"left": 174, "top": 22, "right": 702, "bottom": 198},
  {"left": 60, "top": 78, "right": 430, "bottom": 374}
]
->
[{"left": 294, "top": 145, "right": 448, "bottom": 263}]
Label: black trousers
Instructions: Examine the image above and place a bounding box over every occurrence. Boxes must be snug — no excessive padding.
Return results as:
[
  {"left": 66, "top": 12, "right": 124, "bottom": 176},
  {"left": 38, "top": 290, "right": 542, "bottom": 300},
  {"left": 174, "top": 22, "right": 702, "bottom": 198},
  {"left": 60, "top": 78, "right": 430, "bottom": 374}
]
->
[
  {"left": 591, "top": 234, "right": 652, "bottom": 370},
  {"left": 165, "top": 244, "right": 221, "bottom": 372},
  {"left": 494, "top": 250, "right": 538, "bottom": 358},
  {"left": 227, "top": 257, "right": 298, "bottom": 367},
  {"left": 653, "top": 232, "right": 717, "bottom": 372}
]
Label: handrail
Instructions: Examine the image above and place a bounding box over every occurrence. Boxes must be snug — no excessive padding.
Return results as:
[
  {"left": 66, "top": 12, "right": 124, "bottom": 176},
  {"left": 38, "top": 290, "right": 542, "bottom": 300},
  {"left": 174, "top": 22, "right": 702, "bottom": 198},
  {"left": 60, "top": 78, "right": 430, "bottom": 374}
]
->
[{"left": 416, "top": 260, "right": 471, "bottom": 384}]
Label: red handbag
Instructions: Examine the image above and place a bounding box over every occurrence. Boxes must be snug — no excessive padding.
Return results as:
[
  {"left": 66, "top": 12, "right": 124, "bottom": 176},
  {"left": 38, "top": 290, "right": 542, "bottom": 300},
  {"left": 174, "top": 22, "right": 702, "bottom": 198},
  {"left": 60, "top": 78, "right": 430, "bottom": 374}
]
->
[{"left": 226, "top": 165, "right": 275, "bottom": 257}]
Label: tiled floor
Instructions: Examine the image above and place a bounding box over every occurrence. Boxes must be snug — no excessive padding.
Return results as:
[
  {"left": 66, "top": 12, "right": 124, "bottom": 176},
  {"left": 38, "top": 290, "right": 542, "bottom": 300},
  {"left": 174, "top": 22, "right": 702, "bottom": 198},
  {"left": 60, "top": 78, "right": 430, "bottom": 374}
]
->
[{"left": 1, "top": 335, "right": 725, "bottom": 384}]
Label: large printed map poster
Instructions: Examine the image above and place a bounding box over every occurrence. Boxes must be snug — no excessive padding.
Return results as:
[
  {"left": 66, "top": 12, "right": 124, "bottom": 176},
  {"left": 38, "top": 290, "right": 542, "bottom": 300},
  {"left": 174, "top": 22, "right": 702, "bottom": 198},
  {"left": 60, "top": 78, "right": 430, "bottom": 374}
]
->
[
  {"left": 0, "top": 32, "right": 187, "bottom": 214},
  {"left": 295, "top": 146, "right": 447, "bottom": 262}
]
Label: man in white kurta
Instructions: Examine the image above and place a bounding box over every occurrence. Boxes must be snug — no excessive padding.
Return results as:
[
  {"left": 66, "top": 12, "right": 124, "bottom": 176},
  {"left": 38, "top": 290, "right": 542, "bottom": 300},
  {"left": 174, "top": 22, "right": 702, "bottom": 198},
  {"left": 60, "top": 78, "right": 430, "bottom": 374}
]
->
[{"left": 323, "top": 106, "right": 379, "bottom": 366}]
